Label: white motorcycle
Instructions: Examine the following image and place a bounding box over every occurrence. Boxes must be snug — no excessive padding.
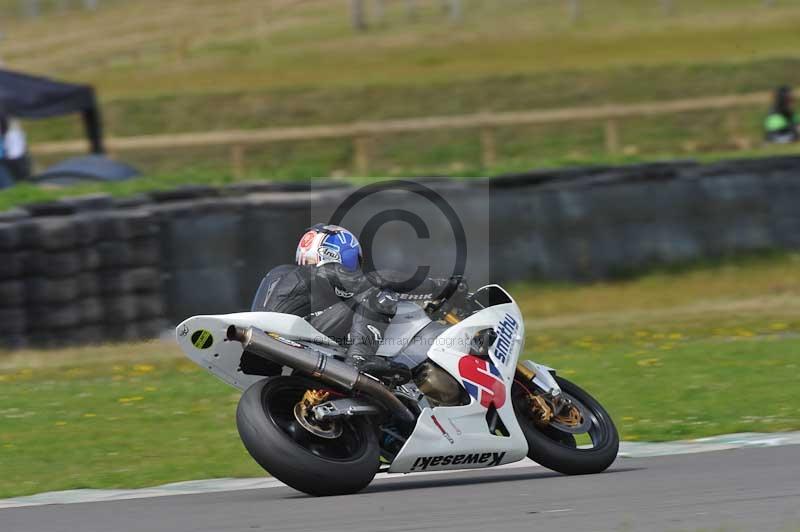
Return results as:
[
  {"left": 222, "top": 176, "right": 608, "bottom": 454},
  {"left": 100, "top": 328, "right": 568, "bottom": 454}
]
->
[{"left": 176, "top": 282, "right": 619, "bottom": 496}]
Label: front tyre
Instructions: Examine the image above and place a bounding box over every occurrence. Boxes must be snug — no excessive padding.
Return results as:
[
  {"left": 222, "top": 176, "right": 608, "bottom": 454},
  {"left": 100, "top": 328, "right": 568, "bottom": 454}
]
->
[
  {"left": 236, "top": 376, "right": 380, "bottom": 496},
  {"left": 514, "top": 376, "right": 619, "bottom": 475}
]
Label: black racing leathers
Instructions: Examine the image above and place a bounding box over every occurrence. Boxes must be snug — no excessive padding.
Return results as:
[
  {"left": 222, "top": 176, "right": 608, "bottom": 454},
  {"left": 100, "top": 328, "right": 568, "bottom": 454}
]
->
[{"left": 251, "top": 263, "right": 448, "bottom": 360}]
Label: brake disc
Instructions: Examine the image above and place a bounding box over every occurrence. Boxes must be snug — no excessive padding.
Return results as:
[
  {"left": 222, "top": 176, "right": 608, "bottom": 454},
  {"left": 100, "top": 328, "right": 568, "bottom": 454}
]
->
[
  {"left": 293, "top": 390, "right": 343, "bottom": 439},
  {"left": 548, "top": 394, "right": 593, "bottom": 434}
]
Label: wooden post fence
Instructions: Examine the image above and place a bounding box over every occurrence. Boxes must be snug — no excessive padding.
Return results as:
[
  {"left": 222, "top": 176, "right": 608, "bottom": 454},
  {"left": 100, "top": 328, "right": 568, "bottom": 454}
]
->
[
  {"left": 351, "top": 0, "right": 367, "bottom": 31},
  {"left": 480, "top": 128, "right": 497, "bottom": 168},
  {"left": 569, "top": 0, "right": 581, "bottom": 22},
  {"left": 604, "top": 120, "right": 620, "bottom": 154},
  {"left": 230, "top": 145, "right": 245, "bottom": 178},
  {"left": 353, "top": 136, "right": 373, "bottom": 175},
  {"left": 32, "top": 90, "right": 779, "bottom": 175}
]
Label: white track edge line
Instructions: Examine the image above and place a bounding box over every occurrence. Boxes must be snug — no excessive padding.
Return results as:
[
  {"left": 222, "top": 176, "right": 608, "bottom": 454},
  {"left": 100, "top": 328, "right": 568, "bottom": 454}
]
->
[{"left": 2, "top": 431, "right": 799, "bottom": 510}]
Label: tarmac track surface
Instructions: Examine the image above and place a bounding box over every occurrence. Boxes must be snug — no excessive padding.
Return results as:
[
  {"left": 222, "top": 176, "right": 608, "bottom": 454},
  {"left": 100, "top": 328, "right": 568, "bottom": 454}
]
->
[{"left": 3, "top": 445, "right": 799, "bottom": 532}]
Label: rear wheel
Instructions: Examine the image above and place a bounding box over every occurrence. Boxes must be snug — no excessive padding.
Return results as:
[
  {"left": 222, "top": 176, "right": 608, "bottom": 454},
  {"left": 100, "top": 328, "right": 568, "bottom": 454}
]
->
[
  {"left": 236, "top": 376, "right": 380, "bottom": 496},
  {"left": 513, "top": 376, "right": 619, "bottom": 475}
]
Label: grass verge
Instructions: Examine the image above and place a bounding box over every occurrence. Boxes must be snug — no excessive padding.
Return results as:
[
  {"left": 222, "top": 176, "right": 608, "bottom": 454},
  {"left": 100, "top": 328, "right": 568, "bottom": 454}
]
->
[
  {"left": 1, "top": 253, "right": 799, "bottom": 498},
  {"left": 4, "top": 142, "right": 800, "bottom": 213}
]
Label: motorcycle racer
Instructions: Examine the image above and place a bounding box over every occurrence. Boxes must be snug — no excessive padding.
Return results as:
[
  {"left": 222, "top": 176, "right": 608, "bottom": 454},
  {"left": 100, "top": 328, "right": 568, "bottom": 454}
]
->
[{"left": 252, "top": 223, "right": 459, "bottom": 382}]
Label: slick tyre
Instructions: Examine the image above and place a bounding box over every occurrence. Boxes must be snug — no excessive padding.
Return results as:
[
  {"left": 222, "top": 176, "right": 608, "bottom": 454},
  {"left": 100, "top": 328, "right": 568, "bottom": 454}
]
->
[
  {"left": 236, "top": 376, "right": 380, "bottom": 496},
  {"left": 514, "top": 376, "right": 618, "bottom": 476}
]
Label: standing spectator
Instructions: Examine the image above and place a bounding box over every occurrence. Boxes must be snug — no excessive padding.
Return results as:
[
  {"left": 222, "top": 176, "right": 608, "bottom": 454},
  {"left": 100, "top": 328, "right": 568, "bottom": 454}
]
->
[
  {"left": 0, "top": 116, "right": 6, "bottom": 158},
  {"left": 0, "top": 117, "right": 10, "bottom": 189},
  {"left": 0, "top": 116, "right": 31, "bottom": 182},
  {"left": 764, "top": 86, "right": 799, "bottom": 144}
]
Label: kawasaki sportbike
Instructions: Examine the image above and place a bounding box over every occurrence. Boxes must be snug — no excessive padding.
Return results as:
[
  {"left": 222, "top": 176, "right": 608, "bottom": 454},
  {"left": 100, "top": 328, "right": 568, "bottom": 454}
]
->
[{"left": 176, "top": 281, "right": 619, "bottom": 496}]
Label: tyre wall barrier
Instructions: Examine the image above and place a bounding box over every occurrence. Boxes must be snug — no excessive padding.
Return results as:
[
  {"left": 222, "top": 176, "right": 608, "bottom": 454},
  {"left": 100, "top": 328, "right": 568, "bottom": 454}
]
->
[
  {"left": 1, "top": 159, "right": 800, "bottom": 347},
  {"left": 156, "top": 199, "right": 245, "bottom": 322},
  {"left": 0, "top": 208, "right": 166, "bottom": 348}
]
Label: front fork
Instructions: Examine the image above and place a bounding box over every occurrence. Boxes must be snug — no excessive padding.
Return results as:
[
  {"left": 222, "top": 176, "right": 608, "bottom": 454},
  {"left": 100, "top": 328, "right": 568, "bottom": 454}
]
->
[
  {"left": 514, "top": 361, "right": 584, "bottom": 431},
  {"left": 516, "top": 361, "right": 536, "bottom": 381}
]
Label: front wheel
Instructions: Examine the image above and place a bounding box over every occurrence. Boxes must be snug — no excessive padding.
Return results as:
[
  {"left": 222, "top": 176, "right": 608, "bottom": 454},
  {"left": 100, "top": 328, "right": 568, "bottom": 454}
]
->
[
  {"left": 236, "top": 376, "right": 380, "bottom": 496},
  {"left": 513, "top": 376, "right": 619, "bottom": 475}
]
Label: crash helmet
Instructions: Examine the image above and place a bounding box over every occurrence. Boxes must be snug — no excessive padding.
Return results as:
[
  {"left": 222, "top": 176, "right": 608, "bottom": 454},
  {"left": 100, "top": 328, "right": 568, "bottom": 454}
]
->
[{"left": 295, "top": 224, "right": 362, "bottom": 271}]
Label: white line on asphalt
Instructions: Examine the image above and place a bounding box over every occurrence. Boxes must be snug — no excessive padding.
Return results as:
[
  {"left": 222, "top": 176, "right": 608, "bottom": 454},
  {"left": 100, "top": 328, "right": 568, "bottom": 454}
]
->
[{"left": 1, "top": 431, "right": 798, "bottom": 510}]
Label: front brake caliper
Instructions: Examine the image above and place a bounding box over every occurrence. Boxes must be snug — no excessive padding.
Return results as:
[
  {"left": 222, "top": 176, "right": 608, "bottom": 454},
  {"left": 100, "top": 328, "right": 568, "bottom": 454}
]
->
[
  {"left": 527, "top": 393, "right": 553, "bottom": 427},
  {"left": 553, "top": 402, "right": 583, "bottom": 428}
]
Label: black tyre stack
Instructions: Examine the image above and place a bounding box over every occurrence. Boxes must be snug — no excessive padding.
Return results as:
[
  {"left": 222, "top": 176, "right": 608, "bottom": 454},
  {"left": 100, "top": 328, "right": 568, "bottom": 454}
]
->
[
  {"left": 155, "top": 197, "right": 245, "bottom": 324},
  {"left": 85, "top": 210, "right": 166, "bottom": 344},
  {"left": 0, "top": 217, "right": 28, "bottom": 348},
  {"left": 2, "top": 157, "right": 800, "bottom": 347},
  {"left": 0, "top": 207, "right": 166, "bottom": 348}
]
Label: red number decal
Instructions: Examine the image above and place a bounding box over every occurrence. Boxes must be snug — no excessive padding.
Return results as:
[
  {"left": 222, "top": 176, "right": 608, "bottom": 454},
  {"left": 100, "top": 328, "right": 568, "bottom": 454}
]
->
[{"left": 458, "top": 355, "right": 506, "bottom": 409}]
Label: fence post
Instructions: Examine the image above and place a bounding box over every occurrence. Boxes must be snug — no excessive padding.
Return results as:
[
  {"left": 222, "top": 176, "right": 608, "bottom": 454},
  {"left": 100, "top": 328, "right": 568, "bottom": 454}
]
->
[
  {"left": 405, "top": 0, "right": 417, "bottom": 21},
  {"left": 480, "top": 128, "right": 497, "bottom": 169},
  {"left": 230, "top": 145, "right": 246, "bottom": 178},
  {"left": 604, "top": 119, "right": 620, "bottom": 154},
  {"left": 447, "top": 0, "right": 462, "bottom": 22},
  {"left": 725, "top": 112, "right": 738, "bottom": 145},
  {"left": 374, "top": 0, "right": 385, "bottom": 24},
  {"left": 175, "top": 35, "right": 191, "bottom": 64},
  {"left": 725, "top": 112, "right": 752, "bottom": 150},
  {"left": 351, "top": 0, "right": 368, "bottom": 31},
  {"left": 353, "top": 137, "right": 373, "bottom": 175},
  {"left": 20, "top": 0, "right": 41, "bottom": 18},
  {"left": 568, "top": 0, "right": 581, "bottom": 23}
]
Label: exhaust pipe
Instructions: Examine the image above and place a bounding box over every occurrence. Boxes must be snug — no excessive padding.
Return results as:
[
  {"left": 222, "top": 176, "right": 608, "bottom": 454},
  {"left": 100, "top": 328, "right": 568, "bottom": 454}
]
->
[{"left": 227, "top": 326, "right": 416, "bottom": 425}]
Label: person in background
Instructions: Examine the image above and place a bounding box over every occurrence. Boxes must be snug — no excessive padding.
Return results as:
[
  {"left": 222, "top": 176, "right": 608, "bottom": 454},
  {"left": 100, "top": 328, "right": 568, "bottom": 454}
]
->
[
  {"left": 0, "top": 116, "right": 7, "bottom": 159},
  {"left": 764, "top": 86, "right": 799, "bottom": 144},
  {"left": 0, "top": 117, "right": 10, "bottom": 188},
  {"left": 0, "top": 116, "right": 31, "bottom": 182}
]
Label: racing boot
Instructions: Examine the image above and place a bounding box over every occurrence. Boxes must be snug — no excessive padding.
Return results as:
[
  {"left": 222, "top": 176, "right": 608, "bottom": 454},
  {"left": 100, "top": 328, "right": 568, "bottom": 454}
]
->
[{"left": 349, "top": 353, "right": 412, "bottom": 386}]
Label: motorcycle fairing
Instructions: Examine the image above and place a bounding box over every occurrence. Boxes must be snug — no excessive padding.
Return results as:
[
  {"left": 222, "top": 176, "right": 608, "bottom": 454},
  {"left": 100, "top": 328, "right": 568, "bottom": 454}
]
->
[
  {"left": 388, "top": 301, "right": 530, "bottom": 473},
  {"left": 374, "top": 302, "right": 433, "bottom": 358},
  {"left": 175, "top": 311, "right": 337, "bottom": 390}
]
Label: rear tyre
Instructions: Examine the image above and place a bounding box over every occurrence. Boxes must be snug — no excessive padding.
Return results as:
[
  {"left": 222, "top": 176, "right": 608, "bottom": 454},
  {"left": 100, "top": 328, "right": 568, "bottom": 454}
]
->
[
  {"left": 514, "top": 376, "right": 619, "bottom": 475},
  {"left": 236, "top": 376, "right": 380, "bottom": 496}
]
